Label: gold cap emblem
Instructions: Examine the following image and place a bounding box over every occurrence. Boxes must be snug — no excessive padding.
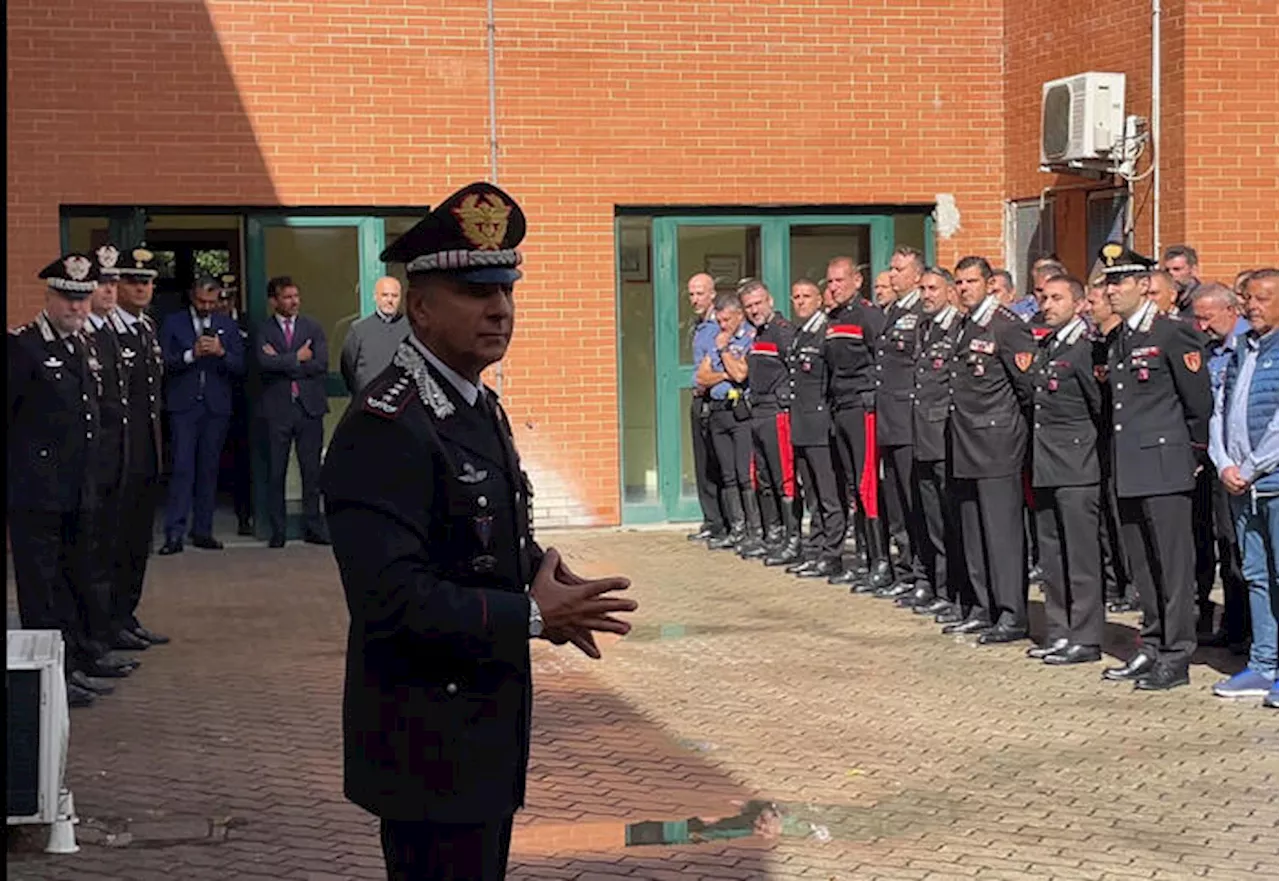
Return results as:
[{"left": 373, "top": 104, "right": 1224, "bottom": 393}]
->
[
  {"left": 132, "top": 247, "right": 154, "bottom": 266},
  {"left": 1101, "top": 242, "right": 1124, "bottom": 263},
  {"left": 64, "top": 255, "right": 92, "bottom": 281},
  {"left": 453, "top": 193, "right": 511, "bottom": 251}
]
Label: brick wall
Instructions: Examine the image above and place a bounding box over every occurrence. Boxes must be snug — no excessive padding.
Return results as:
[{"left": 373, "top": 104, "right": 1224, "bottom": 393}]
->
[{"left": 7, "top": 0, "right": 1009, "bottom": 526}]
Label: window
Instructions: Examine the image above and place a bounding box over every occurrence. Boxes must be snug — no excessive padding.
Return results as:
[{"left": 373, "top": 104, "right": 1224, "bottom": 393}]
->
[
  {"left": 1006, "top": 199, "right": 1055, "bottom": 298},
  {"left": 1087, "top": 189, "right": 1128, "bottom": 277}
]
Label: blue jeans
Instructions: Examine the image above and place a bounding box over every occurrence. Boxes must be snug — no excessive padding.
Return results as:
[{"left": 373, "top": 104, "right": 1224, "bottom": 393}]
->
[{"left": 1232, "top": 491, "right": 1279, "bottom": 679}]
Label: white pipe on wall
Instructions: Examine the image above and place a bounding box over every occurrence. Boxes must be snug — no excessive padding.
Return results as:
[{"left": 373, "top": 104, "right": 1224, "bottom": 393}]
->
[
  {"left": 486, "top": 0, "right": 505, "bottom": 396},
  {"left": 1151, "top": 0, "right": 1162, "bottom": 256}
]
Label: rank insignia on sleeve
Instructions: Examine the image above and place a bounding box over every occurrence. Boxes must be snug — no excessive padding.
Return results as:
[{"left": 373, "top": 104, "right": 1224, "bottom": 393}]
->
[
  {"left": 1014, "top": 352, "right": 1034, "bottom": 372},
  {"left": 1182, "top": 351, "right": 1202, "bottom": 373},
  {"left": 363, "top": 380, "right": 411, "bottom": 418}
]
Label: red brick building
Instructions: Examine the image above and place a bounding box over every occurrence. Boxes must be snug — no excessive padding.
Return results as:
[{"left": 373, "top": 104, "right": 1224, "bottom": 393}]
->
[{"left": 7, "top": 0, "right": 1277, "bottom": 528}]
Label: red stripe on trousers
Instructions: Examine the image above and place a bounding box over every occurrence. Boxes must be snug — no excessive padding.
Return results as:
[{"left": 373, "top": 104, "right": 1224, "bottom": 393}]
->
[
  {"left": 860, "top": 411, "right": 880, "bottom": 519},
  {"left": 776, "top": 412, "right": 795, "bottom": 498}
]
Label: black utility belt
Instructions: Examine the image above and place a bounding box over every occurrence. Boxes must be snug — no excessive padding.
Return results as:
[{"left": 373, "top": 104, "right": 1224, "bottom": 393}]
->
[{"left": 707, "top": 399, "right": 735, "bottom": 411}]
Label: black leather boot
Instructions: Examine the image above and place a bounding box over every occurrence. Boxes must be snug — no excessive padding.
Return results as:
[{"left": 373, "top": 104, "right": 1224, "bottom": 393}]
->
[
  {"left": 736, "top": 488, "right": 767, "bottom": 557},
  {"left": 709, "top": 490, "right": 745, "bottom": 550}
]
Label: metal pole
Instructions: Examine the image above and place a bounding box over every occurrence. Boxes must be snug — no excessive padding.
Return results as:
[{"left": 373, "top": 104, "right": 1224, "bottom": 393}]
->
[
  {"left": 1151, "top": 0, "right": 1161, "bottom": 256},
  {"left": 486, "top": 0, "right": 504, "bottom": 395}
]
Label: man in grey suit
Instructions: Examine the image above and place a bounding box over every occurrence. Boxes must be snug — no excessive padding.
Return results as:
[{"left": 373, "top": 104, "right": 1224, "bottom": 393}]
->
[
  {"left": 340, "top": 275, "right": 408, "bottom": 396},
  {"left": 255, "top": 275, "right": 330, "bottom": 548}
]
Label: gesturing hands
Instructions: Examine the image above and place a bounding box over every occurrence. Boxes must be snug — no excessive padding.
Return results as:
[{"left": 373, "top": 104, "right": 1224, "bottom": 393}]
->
[
  {"left": 194, "top": 334, "right": 224, "bottom": 358},
  {"left": 530, "top": 548, "right": 636, "bottom": 659}
]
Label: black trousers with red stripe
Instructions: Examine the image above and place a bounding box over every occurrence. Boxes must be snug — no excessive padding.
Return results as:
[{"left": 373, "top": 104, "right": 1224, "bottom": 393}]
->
[
  {"left": 750, "top": 408, "right": 791, "bottom": 532},
  {"left": 830, "top": 407, "right": 879, "bottom": 567}
]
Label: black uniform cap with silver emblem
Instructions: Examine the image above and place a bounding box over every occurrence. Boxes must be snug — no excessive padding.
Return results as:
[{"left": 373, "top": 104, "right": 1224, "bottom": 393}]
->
[
  {"left": 115, "top": 244, "right": 160, "bottom": 279},
  {"left": 1097, "top": 241, "right": 1156, "bottom": 280},
  {"left": 380, "top": 182, "right": 526, "bottom": 284},
  {"left": 38, "top": 252, "right": 100, "bottom": 298},
  {"left": 94, "top": 243, "right": 123, "bottom": 280}
]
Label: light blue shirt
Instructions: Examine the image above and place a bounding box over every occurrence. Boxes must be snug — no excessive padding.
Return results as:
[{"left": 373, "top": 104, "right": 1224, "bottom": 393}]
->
[
  {"left": 691, "top": 317, "right": 719, "bottom": 389},
  {"left": 1210, "top": 329, "right": 1279, "bottom": 485},
  {"left": 706, "top": 323, "right": 754, "bottom": 401}
]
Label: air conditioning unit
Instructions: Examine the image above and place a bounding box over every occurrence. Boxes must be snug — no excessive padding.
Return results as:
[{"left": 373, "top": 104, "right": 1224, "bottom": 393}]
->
[
  {"left": 1040, "top": 72, "right": 1126, "bottom": 165},
  {"left": 7, "top": 631, "right": 71, "bottom": 826}
]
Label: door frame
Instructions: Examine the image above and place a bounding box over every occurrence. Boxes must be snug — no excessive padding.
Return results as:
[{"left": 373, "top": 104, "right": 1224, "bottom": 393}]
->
[{"left": 623, "top": 212, "right": 904, "bottom": 525}]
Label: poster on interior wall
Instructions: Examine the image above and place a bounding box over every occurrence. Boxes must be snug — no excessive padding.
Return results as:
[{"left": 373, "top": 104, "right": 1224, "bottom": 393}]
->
[
  {"left": 619, "top": 227, "right": 650, "bottom": 283},
  {"left": 705, "top": 255, "right": 742, "bottom": 291}
]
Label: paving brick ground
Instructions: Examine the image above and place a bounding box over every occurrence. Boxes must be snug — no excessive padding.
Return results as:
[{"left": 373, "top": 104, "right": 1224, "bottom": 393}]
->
[{"left": 6, "top": 529, "right": 1277, "bottom": 880}]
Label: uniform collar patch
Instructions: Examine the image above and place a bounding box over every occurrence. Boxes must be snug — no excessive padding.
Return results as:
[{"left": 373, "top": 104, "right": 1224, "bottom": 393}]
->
[{"left": 392, "top": 341, "right": 456, "bottom": 419}]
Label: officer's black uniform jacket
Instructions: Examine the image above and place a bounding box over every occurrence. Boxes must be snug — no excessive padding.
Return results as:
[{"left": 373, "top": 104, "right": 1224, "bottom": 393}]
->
[
  {"left": 949, "top": 296, "right": 1036, "bottom": 480},
  {"left": 825, "top": 298, "right": 884, "bottom": 412},
  {"left": 911, "top": 305, "right": 963, "bottom": 464},
  {"left": 1029, "top": 317, "right": 1103, "bottom": 489},
  {"left": 87, "top": 313, "right": 130, "bottom": 490},
  {"left": 746, "top": 316, "right": 794, "bottom": 414},
  {"left": 7, "top": 312, "right": 101, "bottom": 512},
  {"left": 786, "top": 311, "right": 833, "bottom": 447},
  {"left": 321, "top": 339, "right": 542, "bottom": 824},
  {"left": 1104, "top": 300, "right": 1212, "bottom": 499},
  {"left": 873, "top": 289, "right": 925, "bottom": 446},
  {"left": 114, "top": 309, "right": 165, "bottom": 479}
]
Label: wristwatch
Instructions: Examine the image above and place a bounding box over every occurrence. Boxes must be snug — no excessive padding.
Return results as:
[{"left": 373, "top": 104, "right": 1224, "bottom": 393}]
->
[{"left": 528, "top": 597, "right": 544, "bottom": 638}]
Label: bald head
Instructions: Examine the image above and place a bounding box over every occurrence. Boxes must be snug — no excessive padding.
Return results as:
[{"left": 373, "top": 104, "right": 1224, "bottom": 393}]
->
[
  {"left": 687, "top": 272, "right": 716, "bottom": 317},
  {"left": 374, "top": 275, "right": 403, "bottom": 317}
]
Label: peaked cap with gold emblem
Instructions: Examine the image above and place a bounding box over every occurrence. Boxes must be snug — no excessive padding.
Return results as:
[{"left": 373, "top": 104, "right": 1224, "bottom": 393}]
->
[
  {"left": 1097, "top": 240, "right": 1156, "bottom": 279},
  {"left": 116, "top": 244, "right": 160, "bottom": 279},
  {"left": 38, "top": 251, "right": 100, "bottom": 298},
  {"left": 380, "top": 181, "right": 525, "bottom": 284}
]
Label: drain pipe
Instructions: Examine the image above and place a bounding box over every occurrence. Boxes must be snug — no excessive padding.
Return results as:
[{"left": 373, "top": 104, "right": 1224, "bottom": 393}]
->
[
  {"left": 1151, "top": 0, "right": 1162, "bottom": 256},
  {"left": 486, "top": 0, "right": 505, "bottom": 397}
]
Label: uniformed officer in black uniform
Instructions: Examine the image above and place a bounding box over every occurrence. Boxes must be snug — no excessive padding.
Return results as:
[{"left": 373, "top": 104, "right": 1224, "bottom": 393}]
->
[
  {"left": 776, "top": 279, "right": 846, "bottom": 578},
  {"left": 1026, "top": 275, "right": 1105, "bottom": 664},
  {"left": 823, "top": 257, "right": 889, "bottom": 589},
  {"left": 8, "top": 253, "right": 110, "bottom": 708},
  {"left": 909, "top": 268, "right": 965, "bottom": 617},
  {"left": 872, "top": 246, "right": 928, "bottom": 597},
  {"left": 739, "top": 280, "right": 796, "bottom": 558},
  {"left": 1095, "top": 242, "right": 1212, "bottom": 691},
  {"left": 321, "top": 182, "right": 636, "bottom": 881},
  {"left": 946, "top": 256, "right": 1037, "bottom": 642},
  {"left": 111, "top": 246, "right": 170, "bottom": 649}
]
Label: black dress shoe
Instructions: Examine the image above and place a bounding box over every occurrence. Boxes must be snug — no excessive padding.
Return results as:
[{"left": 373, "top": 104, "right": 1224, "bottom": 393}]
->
[
  {"left": 1134, "top": 663, "right": 1190, "bottom": 691},
  {"left": 1102, "top": 651, "right": 1156, "bottom": 681},
  {"left": 798, "top": 559, "right": 843, "bottom": 579},
  {"left": 874, "top": 582, "right": 913, "bottom": 600},
  {"left": 69, "top": 670, "right": 115, "bottom": 696},
  {"left": 1027, "top": 565, "right": 1046, "bottom": 584},
  {"left": 1026, "top": 637, "right": 1069, "bottom": 659},
  {"left": 157, "top": 539, "right": 184, "bottom": 556},
  {"left": 935, "top": 607, "right": 966, "bottom": 625},
  {"left": 110, "top": 629, "right": 151, "bottom": 651},
  {"left": 866, "top": 561, "right": 894, "bottom": 590},
  {"left": 687, "top": 526, "right": 715, "bottom": 542},
  {"left": 268, "top": 535, "right": 287, "bottom": 549},
  {"left": 237, "top": 519, "right": 255, "bottom": 537},
  {"left": 785, "top": 558, "right": 815, "bottom": 574},
  {"left": 190, "top": 534, "right": 224, "bottom": 550},
  {"left": 895, "top": 587, "right": 933, "bottom": 609},
  {"left": 977, "top": 623, "right": 1028, "bottom": 644},
  {"left": 826, "top": 568, "right": 863, "bottom": 587},
  {"left": 82, "top": 658, "right": 134, "bottom": 679},
  {"left": 764, "top": 545, "right": 801, "bottom": 567},
  {"left": 707, "top": 533, "right": 741, "bottom": 550},
  {"left": 1043, "top": 644, "right": 1103, "bottom": 665},
  {"left": 303, "top": 532, "right": 332, "bottom": 546},
  {"left": 1107, "top": 599, "right": 1138, "bottom": 614},
  {"left": 97, "top": 652, "right": 141, "bottom": 671},
  {"left": 67, "top": 682, "right": 96, "bottom": 708},
  {"left": 737, "top": 540, "right": 768, "bottom": 559},
  {"left": 132, "top": 625, "right": 169, "bottom": 645},
  {"left": 943, "top": 616, "right": 991, "bottom": 635},
  {"left": 915, "top": 597, "right": 952, "bottom": 616}
]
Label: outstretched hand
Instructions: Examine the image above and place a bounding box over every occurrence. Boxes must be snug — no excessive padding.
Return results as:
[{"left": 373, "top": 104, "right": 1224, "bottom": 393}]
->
[{"left": 532, "top": 548, "right": 636, "bottom": 659}]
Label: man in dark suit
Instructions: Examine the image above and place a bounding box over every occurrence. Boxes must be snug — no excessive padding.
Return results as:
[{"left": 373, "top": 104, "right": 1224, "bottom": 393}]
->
[
  {"left": 321, "top": 182, "right": 636, "bottom": 881},
  {"left": 946, "top": 255, "right": 1037, "bottom": 643},
  {"left": 158, "top": 277, "right": 245, "bottom": 554},
  {"left": 1026, "top": 275, "right": 1105, "bottom": 665},
  {"left": 255, "top": 275, "right": 329, "bottom": 547},
  {"left": 1097, "top": 242, "right": 1212, "bottom": 691}
]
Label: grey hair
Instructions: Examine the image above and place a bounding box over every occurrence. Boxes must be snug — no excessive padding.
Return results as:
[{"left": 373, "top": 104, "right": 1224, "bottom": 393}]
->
[
  {"left": 713, "top": 292, "right": 743, "bottom": 313},
  {"left": 922, "top": 266, "right": 955, "bottom": 286},
  {"left": 1192, "top": 282, "right": 1239, "bottom": 309}
]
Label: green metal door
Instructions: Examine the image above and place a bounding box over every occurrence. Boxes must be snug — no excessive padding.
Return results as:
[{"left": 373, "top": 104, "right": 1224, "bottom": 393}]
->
[{"left": 638, "top": 214, "right": 895, "bottom": 524}]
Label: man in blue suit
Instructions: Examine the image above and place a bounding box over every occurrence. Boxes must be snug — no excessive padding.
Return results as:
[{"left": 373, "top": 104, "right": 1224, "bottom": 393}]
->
[
  {"left": 158, "top": 277, "right": 245, "bottom": 554},
  {"left": 256, "top": 276, "right": 331, "bottom": 548}
]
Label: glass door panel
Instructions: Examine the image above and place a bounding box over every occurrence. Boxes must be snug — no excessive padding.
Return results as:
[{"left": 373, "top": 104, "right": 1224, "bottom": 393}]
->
[{"left": 789, "top": 224, "right": 873, "bottom": 301}]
